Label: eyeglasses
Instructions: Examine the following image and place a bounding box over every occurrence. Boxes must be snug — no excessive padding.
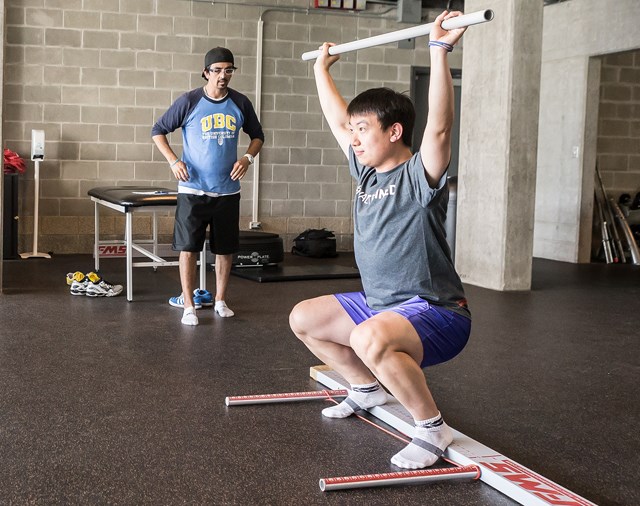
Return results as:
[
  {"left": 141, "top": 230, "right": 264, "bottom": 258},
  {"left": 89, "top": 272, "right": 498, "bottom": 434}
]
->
[{"left": 207, "top": 67, "right": 236, "bottom": 76}]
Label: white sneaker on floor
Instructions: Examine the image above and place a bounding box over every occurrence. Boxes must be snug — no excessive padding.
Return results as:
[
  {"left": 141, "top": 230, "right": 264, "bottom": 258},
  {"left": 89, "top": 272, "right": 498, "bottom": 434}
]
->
[
  {"left": 85, "top": 272, "right": 123, "bottom": 297},
  {"left": 181, "top": 307, "right": 198, "bottom": 326},
  {"left": 214, "top": 301, "right": 234, "bottom": 317},
  {"left": 69, "top": 271, "right": 88, "bottom": 296}
]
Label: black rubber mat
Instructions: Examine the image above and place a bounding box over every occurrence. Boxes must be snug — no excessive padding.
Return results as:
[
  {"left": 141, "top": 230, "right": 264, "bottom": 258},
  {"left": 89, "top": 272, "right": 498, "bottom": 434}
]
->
[
  {"left": 231, "top": 263, "right": 360, "bottom": 282},
  {"left": 1, "top": 253, "right": 637, "bottom": 505}
]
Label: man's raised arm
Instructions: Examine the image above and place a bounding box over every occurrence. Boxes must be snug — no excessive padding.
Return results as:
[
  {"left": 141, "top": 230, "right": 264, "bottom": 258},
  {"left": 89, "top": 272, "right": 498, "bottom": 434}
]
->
[
  {"left": 420, "top": 11, "right": 467, "bottom": 187},
  {"left": 313, "top": 43, "right": 351, "bottom": 157}
]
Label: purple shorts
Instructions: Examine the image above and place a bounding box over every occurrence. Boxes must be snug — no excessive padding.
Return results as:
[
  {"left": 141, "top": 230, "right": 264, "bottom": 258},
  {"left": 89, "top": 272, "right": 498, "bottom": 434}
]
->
[{"left": 335, "top": 292, "right": 471, "bottom": 368}]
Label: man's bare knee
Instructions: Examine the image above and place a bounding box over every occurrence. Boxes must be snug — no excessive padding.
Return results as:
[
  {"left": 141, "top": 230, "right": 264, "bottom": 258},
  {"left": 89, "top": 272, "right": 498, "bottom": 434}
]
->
[
  {"left": 289, "top": 300, "right": 312, "bottom": 339},
  {"left": 350, "top": 324, "right": 388, "bottom": 367}
]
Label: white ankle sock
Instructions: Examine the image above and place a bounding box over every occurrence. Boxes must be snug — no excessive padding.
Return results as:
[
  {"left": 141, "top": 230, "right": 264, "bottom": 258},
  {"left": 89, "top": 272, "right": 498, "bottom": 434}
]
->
[
  {"left": 321, "top": 381, "right": 388, "bottom": 418},
  {"left": 390, "top": 413, "right": 453, "bottom": 469},
  {"left": 181, "top": 307, "right": 198, "bottom": 326},
  {"left": 214, "top": 300, "right": 234, "bottom": 317}
]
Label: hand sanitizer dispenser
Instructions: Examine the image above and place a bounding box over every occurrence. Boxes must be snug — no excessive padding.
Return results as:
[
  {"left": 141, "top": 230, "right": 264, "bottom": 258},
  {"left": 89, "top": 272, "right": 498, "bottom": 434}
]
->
[{"left": 31, "top": 129, "right": 45, "bottom": 160}]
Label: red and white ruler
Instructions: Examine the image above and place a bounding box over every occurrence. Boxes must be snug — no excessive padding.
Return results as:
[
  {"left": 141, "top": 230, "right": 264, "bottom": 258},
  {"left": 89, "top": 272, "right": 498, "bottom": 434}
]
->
[
  {"left": 225, "top": 389, "right": 347, "bottom": 406},
  {"left": 320, "top": 464, "right": 480, "bottom": 491}
]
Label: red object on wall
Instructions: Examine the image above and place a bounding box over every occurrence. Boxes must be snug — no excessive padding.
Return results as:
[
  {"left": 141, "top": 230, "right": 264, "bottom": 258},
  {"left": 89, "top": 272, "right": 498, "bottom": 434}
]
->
[{"left": 4, "top": 148, "right": 26, "bottom": 174}]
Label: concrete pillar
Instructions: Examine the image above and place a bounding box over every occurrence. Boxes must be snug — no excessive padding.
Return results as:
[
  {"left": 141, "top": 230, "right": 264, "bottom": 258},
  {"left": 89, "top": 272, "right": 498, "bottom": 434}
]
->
[
  {"left": 456, "top": 0, "right": 543, "bottom": 291},
  {"left": 534, "top": 56, "right": 601, "bottom": 263}
]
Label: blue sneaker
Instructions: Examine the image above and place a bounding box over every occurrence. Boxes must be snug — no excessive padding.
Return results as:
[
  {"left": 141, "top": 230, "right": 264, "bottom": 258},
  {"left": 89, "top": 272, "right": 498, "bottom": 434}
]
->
[
  {"left": 194, "top": 288, "right": 213, "bottom": 306},
  {"left": 169, "top": 293, "right": 202, "bottom": 309}
]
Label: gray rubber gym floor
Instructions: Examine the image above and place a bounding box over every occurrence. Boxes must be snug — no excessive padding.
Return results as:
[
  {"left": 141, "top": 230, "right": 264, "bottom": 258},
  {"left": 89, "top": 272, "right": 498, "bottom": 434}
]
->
[{"left": 0, "top": 253, "right": 638, "bottom": 505}]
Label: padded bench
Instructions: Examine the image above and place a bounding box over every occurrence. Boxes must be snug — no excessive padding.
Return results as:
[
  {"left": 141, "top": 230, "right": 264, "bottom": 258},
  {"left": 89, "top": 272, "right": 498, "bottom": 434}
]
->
[{"left": 88, "top": 186, "right": 206, "bottom": 302}]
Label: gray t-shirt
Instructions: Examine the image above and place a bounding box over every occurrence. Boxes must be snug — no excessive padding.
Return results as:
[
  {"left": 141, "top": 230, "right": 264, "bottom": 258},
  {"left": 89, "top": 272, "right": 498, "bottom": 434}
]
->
[{"left": 349, "top": 147, "right": 470, "bottom": 317}]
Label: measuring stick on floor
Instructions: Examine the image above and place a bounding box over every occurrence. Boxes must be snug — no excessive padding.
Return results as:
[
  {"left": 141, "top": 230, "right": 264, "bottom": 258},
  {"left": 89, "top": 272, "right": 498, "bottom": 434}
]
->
[
  {"left": 320, "top": 464, "right": 480, "bottom": 491},
  {"left": 310, "top": 366, "right": 596, "bottom": 506},
  {"left": 225, "top": 389, "right": 347, "bottom": 406}
]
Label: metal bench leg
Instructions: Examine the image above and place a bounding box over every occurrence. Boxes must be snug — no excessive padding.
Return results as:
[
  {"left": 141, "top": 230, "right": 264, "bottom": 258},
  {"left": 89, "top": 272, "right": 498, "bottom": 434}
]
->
[
  {"left": 200, "top": 243, "right": 207, "bottom": 291},
  {"left": 126, "top": 212, "right": 133, "bottom": 302},
  {"left": 94, "top": 201, "right": 100, "bottom": 273},
  {"left": 152, "top": 211, "right": 159, "bottom": 271}
]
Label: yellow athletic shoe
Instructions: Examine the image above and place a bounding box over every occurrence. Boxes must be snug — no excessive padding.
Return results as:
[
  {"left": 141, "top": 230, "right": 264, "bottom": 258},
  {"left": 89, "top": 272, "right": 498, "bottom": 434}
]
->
[
  {"left": 69, "top": 272, "right": 88, "bottom": 295},
  {"left": 85, "top": 272, "right": 123, "bottom": 297}
]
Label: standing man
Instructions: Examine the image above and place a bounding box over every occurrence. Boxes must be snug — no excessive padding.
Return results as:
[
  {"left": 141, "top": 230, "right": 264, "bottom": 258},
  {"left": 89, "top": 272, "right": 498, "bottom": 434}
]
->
[
  {"left": 152, "top": 47, "right": 264, "bottom": 326},
  {"left": 289, "top": 12, "right": 469, "bottom": 468}
]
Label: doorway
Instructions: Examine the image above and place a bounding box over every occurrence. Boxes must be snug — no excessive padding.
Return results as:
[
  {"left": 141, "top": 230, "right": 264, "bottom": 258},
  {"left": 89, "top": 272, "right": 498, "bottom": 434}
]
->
[{"left": 410, "top": 67, "right": 462, "bottom": 176}]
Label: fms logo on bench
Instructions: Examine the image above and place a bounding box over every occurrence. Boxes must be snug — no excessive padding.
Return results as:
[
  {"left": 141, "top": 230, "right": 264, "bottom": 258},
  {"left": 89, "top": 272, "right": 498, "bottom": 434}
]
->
[{"left": 236, "top": 251, "right": 270, "bottom": 265}]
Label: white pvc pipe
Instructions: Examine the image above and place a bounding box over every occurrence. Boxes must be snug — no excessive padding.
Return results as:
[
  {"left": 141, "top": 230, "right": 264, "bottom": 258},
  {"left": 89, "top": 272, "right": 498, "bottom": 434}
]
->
[
  {"left": 225, "top": 389, "right": 348, "bottom": 406},
  {"left": 20, "top": 159, "right": 51, "bottom": 259},
  {"left": 32, "top": 159, "right": 40, "bottom": 254},
  {"left": 250, "top": 17, "right": 264, "bottom": 229},
  {"left": 301, "top": 9, "right": 494, "bottom": 61},
  {"left": 319, "top": 464, "right": 480, "bottom": 491}
]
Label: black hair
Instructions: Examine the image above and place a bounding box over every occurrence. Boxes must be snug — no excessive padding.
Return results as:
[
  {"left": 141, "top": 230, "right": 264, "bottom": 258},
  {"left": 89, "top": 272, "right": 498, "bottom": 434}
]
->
[{"left": 347, "top": 88, "right": 415, "bottom": 147}]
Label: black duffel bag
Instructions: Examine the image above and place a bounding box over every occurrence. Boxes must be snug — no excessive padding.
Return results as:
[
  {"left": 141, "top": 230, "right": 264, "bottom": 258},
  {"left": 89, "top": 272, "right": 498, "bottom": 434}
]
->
[{"left": 292, "top": 228, "right": 338, "bottom": 258}]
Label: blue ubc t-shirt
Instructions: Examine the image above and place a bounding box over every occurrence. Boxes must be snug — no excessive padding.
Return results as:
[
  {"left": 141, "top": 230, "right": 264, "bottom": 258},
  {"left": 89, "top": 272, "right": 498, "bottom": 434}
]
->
[{"left": 152, "top": 87, "right": 264, "bottom": 195}]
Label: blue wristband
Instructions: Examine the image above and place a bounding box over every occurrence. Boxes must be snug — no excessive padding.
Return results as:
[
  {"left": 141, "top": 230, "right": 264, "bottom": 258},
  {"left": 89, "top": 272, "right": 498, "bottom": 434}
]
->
[{"left": 429, "top": 40, "right": 454, "bottom": 52}]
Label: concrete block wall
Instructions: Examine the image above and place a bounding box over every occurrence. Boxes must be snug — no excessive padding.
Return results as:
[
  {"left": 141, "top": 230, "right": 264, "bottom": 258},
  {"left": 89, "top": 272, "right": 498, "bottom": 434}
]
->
[
  {"left": 597, "top": 49, "right": 640, "bottom": 196},
  {"left": 3, "top": 0, "right": 445, "bottom": 254}
]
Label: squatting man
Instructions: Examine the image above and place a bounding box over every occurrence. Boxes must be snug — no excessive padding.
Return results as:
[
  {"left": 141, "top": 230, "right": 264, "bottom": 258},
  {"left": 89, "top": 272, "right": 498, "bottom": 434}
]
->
[{"left": 289, "top": 11, "right": 470, "bottom": 469}]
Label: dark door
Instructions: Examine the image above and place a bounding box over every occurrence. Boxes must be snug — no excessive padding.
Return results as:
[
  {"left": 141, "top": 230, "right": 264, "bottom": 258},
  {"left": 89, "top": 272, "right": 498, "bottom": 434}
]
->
[{"left": 411, "top": 67, "right": 462, "bottom": 177}]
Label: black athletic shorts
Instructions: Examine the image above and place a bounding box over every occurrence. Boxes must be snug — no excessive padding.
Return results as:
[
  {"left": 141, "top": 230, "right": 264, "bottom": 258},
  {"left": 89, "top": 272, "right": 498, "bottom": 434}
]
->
[{"left": 173, "top": 193, "right": 240, "bottom": 254}]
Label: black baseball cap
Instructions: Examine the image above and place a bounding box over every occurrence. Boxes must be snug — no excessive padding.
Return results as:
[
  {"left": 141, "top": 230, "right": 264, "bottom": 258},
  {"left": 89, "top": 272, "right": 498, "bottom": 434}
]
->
[{"left": 202, "top": 47, "right": 236, "bottom": 79}]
